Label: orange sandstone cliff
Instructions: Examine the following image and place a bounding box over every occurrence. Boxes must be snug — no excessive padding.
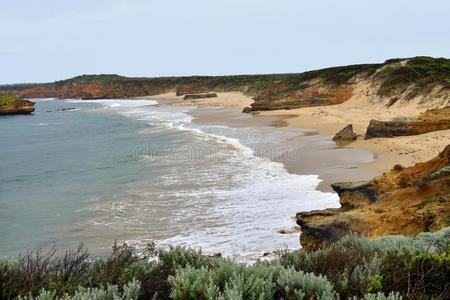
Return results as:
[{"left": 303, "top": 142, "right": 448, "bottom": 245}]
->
[{"left": 297, "top": 144, "right": 450, "bottom": 251}]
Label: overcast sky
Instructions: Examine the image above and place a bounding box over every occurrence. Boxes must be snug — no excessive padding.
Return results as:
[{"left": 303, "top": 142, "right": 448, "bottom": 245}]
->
[{"left": 1, "top": 0, "right": 449, "bottom": 84}]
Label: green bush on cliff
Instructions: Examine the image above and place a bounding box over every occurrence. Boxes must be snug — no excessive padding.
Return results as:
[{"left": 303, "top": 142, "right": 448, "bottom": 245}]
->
[
  {"left": 0, "top": 94, "right": 22, "bottom": 106},
  {"left": 376, "top": 56, "right": 450, "bottom": 97},
  {"left": 1, "top": 228, "right": 450, "bottom": 299}
]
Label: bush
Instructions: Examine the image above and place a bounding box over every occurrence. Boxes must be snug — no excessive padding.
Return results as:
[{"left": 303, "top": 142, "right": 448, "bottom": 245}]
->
[
  {"left": 19, "top": 280, "right": 141, "bottom": 300},
  {"left": 1, "top": 228, "right": 450, "bottom": 299},
  {"left": 169, "top": 261, "right": 338, "bottom": 300}
]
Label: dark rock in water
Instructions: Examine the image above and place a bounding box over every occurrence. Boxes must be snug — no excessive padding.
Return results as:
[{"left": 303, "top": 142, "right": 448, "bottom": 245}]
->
[
  {"left": 56, "top": 108, "right": 76, "bottom": 112},
  {"left": 333, "top": 124, "right": 357, "bottom": 141},
  {"left": 242, "top": 106, "right": 253, "bottom": 113},
  {"left": 47, "top": 108, "right": 77, "bottom": 113},
  {"left": 183, "top": 93, "right": 218, "bottom": 100}
]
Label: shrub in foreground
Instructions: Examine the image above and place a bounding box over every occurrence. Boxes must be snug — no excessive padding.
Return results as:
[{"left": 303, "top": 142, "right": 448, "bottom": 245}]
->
[{"left": 0, "top": 227, "right": 449, "bottom": 299}]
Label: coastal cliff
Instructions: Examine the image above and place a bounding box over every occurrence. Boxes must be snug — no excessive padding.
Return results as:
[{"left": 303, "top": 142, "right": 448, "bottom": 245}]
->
[
  {"left": 0, "top": 94, "right": 35, "bottom": 115},
  {"left": 1, "top": 57, "right": 449, "bottom": 110},
  {"left": 249, "top": 57, "right": 450, "bottom": 111},
  {"left": 297, "top": 144, "right": 450, "bottom": 251}
]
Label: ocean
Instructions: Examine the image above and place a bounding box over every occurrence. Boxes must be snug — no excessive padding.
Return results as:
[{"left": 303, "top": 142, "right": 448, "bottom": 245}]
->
[{"left": 0, "top": 99, "right": 342, "bottom": 260}]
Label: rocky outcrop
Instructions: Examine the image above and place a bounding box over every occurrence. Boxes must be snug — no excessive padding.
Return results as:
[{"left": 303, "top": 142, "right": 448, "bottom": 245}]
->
[
  {"left": 0, "top": 94, "right": 35, "bottom": 115},
  {"left": 242, "top": 107, "right": 253, "bottom": 113},
  {"left": 250, "top": 83, "right": 355, "bottom": 111},
  {"left": 333, "top": 124, "right": 357, "bottom": 141},
  {"left": 365, "top": 119, "right": 450, "bottom": 139},
  {"left": 183, "top": 93, "right": 218, "bottom": 100},
  {"left": 297, "top": 144, "right": 450, "bottom": 251}
]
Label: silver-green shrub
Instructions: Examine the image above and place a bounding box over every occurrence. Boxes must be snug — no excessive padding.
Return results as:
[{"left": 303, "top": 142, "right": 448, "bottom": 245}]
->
[
  {"left": 169, "top": 259, "right": 338, "bottom": 300},
  {"left": 276, "top": 267, "right": 337, "bottom": 300},
  {"left": 360, "top": 291, "right": 402, "bottom": 300},
  {"left": 19, "top": 280, "right": 140, "bottom": 300}
]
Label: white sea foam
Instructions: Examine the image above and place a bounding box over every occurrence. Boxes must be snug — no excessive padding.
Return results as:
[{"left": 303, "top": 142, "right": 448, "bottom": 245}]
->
[
  {"left": 84, "top": 101, "right": 340, "bottom": 260},
  {"left": 31, "top": 98, "right": 57, "bottom": 102},
  {"left": 67, "top": 99, "right": 159, "bottom": 108}
]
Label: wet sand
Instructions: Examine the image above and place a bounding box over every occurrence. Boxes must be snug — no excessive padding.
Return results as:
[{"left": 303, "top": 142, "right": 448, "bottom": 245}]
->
[
  {"left": 141, "top": 91, "right": 442, "bottom": 192},
  {"left": 189, "top": 106, "right": 378, "bottom": 192}
]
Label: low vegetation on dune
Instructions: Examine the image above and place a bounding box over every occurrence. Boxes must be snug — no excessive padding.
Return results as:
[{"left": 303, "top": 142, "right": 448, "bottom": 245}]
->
[
  {"left": 1, "top": 228, "right": 449, "bottom": 300},
  {"left": 375, "top": 57, "right": 450, "bottom": 99}
]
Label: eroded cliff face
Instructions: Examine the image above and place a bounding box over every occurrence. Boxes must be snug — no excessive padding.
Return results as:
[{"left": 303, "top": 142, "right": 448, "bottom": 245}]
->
[
  {"left": 365, "top": 107, "right": 450, "bottom": 139},
  {"left": 250, "top": 82, "right": 355, "bottom": 110},
  {"left": 297, "top": 145, "right": 450, "bottom": 251},
  {"left": 3, "top": 57, "right": 450, "bottom": 108},
  {"left": 248, "top": 57, "right": 450, "bottom": 111},
  {"left": 19, "top": 83, "right": 162, "bottom": 100}
]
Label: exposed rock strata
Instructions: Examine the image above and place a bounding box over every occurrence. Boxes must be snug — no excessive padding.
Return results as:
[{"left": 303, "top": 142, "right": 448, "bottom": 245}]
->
[
  {"left": 0, "top": 95, "right": 35, "bottom": 115},
  {"left": 2, "top": 57, "right": 449, "bottom": 107},
  {"left": 297, "top": 144, "right": 450, "bottom": 251},
  {"left": 365, "top": 107, "right": 450, "bottom": 139}
]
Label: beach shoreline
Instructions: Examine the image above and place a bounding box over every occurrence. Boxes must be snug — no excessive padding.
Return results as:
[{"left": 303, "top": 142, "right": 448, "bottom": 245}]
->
[
  {"left": 142, "top": 91, "right": 449, "bottom": 192},
  {"left": 141, "top": 93, "right": 376, "bottom": 192}
]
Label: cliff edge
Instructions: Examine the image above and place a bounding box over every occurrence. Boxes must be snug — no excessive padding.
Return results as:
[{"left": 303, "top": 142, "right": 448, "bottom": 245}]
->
[{"left": 297, "top": 144, "right": 450, "bottom": 251}]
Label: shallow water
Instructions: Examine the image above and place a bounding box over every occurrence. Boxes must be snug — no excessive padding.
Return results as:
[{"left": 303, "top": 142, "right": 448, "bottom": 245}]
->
[{"left": 0, "top": 99, "right": 347, "bottom": 260}]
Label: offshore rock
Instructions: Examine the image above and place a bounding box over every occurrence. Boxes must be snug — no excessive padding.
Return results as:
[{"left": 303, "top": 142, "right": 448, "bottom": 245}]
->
[{"left": 0, "top": 94, "right": 35, "bottom": 115}]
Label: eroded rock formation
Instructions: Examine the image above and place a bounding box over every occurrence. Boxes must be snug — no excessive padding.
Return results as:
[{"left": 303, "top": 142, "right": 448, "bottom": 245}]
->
[
  {"left": 333, "top": 124, "right": 357, "bottom": 141},
  {"left": 297, "top": 144, "right": 450, "bottom": 251},
  {"left": 0, "top": 94, "right": 35, "bottom": 115},
  {"left": 365, "top": 107, "right": 450, "bottom": 139}
]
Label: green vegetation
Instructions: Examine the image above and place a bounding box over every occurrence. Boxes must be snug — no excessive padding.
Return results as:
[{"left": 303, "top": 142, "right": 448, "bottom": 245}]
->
[
  {"left": 56, "top": 57, "right": 450, "bottom": 95},
  {"left": 1, "top": 228, "right": 449, "bottom": 299},
  {"left": 1, "top": 56, "right": 449, "bottom": 104},
  {"left": 0, "top": 94, "right": 23, "bottom": 107},
  {"left": 376, "top": 56, "right": 450, "bottom": 97}
]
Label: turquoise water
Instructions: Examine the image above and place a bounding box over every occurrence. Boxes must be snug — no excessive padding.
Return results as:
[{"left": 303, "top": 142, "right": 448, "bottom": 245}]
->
[
  {"left": 0, "top": 99, "right": 346, "bottom": 260},
  {"left": 0, "top": 100, "right": 169, "bottom": 254}
]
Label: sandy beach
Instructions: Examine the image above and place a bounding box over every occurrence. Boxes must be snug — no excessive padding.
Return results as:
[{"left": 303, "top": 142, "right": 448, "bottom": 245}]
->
[
  {"left": 143, "top": 92, "right": 254, "bottom": 109},
  {"left": 143, "top": 91, "right": 449, "bottom": 191}
]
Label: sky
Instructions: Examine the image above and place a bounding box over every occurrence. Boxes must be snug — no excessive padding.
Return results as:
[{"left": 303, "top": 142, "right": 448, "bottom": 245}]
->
[{"left": 1, "top": 0, "right": 449, "bottom": 84}]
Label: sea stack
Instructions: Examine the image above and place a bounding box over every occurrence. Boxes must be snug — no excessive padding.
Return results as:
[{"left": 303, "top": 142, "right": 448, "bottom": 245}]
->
[{"left": 0, "top": 94, "right": 35, "bottom": 115}]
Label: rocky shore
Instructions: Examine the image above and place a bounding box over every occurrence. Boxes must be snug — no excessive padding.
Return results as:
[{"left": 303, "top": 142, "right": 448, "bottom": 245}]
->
[
  {"left": 297, "top": 144, "right": 450, "bottom": 251},
  {"left": 0, "top": 94, "right": 35, "bottom": 115}
]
